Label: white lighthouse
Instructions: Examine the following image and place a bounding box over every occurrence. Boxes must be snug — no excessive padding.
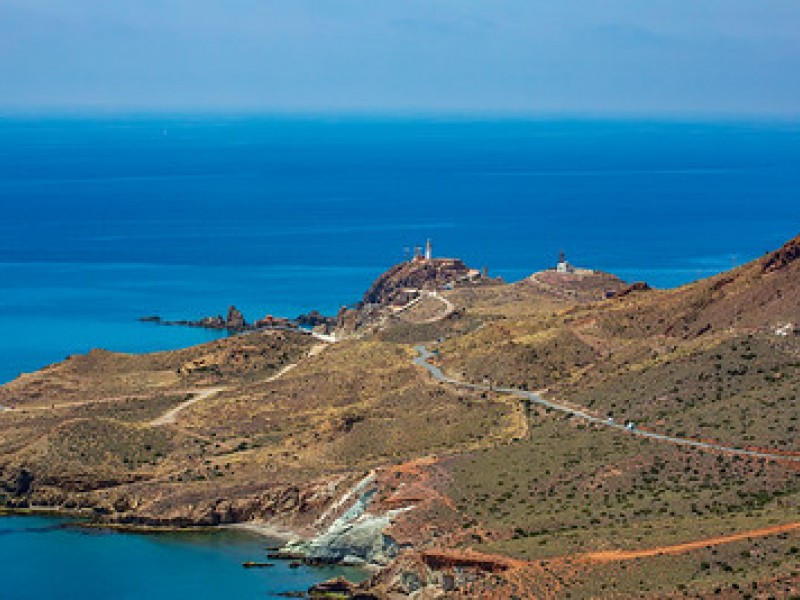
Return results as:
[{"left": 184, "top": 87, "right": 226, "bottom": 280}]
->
[
  {"left": 425, "top": 239, "right": 433, "bottom": 261},
  {"left": 556, "top": 251, "right": 572, "bottom": 273}
]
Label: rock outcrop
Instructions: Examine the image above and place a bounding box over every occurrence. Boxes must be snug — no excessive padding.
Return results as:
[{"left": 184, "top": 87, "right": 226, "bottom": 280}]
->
[
  {"left": 253, "top": 315, "right": 294, "bottom": 329},
  {"left": 139, "top": 306, "right": 250, "bottom": 331},
  {"left": 296, "top": 310, "right": 335, "bottom": 328},
  {"left": 360, "top": 258, "right": 475, "bottom": 307},
  {"left": 225, "top": 305, "right": 246, "bottom": 329},
  {"left": 761, "top": 234, "right": 800, "bottom": 274},
  {"left": 612, "top": 281, "right": 652, "bottom": 299},
  {"left": 277, "top": 473, "right": 404, "bottom": 567},
  {"left": 308, "top": 577, "right": 378, "bottom": 599}
]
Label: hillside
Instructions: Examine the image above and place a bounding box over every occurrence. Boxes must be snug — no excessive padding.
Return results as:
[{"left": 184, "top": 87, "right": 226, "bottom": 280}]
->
[
  {"left": 359, "top": 257, "right": 476, "bottom": 307},
  {"left": 2, "top": 240, "right": 800, "bottom": 598}
]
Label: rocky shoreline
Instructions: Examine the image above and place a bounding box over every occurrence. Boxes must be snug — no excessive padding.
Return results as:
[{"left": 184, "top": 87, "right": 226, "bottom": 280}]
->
[
  {"left": 140, "top": 306, "right": 336, "bottom": 335},
  {"left": 1, "top": 506, "right": 380, "bottom": 599},
  {"left": 2, "top": 470, "right": 399, "bottom": 570}
]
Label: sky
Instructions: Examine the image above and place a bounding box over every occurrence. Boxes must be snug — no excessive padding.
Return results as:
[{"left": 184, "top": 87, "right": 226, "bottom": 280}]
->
[{"left": 1, "top": 0, "right": 800, "bottom": 115}]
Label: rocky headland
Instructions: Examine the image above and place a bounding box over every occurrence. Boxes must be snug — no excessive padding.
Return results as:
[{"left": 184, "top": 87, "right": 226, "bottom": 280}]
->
[{"left": 4, "top": 239, "right": 800, "bottom": 598}]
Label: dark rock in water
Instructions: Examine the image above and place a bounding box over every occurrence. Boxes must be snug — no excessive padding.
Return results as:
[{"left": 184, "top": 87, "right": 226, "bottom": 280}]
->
[
  {"left": 141, "top": 304, "right": 316, "bottom": 333},
  {"left": 242, "top": 561, "right": 274, "bottom": 568},
  {"left": 308, "top": 577, "right": 358, "bottom": 597},
  {"left": 200, "top": 315, "right": 225, "bottom": 328},
  {"left": 268, "top": 549, "right": 306, "bottom": 560},
  {"left": 296, "top": 310, "right": 334, "bottom": 328},
  {"left": 139, "top": 311, "right": 245, "bottom": 330},
  {"left": 225, "top": 306, "right": 246, "bottom": 329},
  {"left": 276, "top": 593, "right": 306, "bottom": 598}
]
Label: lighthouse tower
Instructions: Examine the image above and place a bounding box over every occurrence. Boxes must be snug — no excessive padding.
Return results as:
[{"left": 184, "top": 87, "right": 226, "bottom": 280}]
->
[
  {"left": 425, "top": 239, "right": 433, "bottom": 261},
  {"left": 556, "top": 251, "right": 570, "bottom": 273}
]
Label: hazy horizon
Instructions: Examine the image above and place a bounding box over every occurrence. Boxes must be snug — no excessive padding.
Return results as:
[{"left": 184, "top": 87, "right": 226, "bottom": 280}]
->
[
  {"left": 4, "top": 109, "right": 800, "bottom": 121},
  {"left": 2, "top": 1, "right": 799, "bottom": 116}
]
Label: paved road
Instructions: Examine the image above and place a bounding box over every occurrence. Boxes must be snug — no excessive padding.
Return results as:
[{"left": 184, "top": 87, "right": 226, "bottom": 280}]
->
[{"left": 413, "top": 345, "right": 800, "bottom": 463}]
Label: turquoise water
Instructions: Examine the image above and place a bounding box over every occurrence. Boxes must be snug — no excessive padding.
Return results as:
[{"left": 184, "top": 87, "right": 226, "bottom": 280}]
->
[{"left": 0, "top": 515, "right": 366, "bottom": 600}]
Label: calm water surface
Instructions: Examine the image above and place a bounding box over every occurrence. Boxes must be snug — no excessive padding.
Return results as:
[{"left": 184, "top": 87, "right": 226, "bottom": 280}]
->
[
  {"left": 1, "top": 117, "right": 800, "bottom": 382},
  {"left": 0, "top": 515, "right": 366, "bottom": 600}
]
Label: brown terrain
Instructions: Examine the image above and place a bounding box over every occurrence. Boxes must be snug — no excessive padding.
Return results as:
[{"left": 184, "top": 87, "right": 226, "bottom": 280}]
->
[{"left": 2, "top": 238, "right": 800, "bottom": 598}]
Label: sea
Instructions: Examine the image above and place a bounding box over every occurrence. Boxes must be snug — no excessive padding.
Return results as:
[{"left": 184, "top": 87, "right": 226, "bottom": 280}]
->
[
  {"left": 0, "top": 515, "right": 366, "bottom": 600},
  {"left": 1, "top": 115, "right": 800, "bottom": 597}
]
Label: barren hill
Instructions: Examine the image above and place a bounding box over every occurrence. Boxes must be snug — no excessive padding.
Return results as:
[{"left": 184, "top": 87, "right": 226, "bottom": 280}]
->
[
  {"left": 3, "top": 237, "right": 800, "bottom": 598},
  {"left": 597, "top": 233, "right": 800, "bottom": 340}
]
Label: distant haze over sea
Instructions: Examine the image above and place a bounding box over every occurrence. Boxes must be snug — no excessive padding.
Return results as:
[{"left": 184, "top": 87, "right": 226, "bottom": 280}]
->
[{"left": 1, "top": 116, "right": 799, "bottom": 382}]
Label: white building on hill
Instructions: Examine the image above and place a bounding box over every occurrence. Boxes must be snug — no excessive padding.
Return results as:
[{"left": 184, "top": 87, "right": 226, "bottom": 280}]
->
[{"left": 555, "top": 251, "right": 594, "bottom": 275}]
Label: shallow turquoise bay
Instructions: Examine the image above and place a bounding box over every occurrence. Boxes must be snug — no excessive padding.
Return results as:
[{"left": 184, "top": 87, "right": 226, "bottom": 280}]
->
[{"left": 0, "top": 515, "right": 366, "bottom": 600}]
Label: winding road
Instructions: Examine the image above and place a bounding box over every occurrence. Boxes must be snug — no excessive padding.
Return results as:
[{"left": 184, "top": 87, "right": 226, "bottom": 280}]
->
[{"left": 413, "top": 345, "right": 800, "bottom": 463}]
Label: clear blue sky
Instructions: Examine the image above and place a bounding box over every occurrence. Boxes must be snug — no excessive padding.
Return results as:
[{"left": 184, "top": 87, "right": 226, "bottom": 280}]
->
[{"left": 2, "top": 0, "right": 799, "bottom": 115}]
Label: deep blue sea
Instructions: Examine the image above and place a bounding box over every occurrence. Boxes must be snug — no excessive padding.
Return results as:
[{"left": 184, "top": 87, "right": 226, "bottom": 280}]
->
[
  {"left": 1, "top": 117, "right": 800, "bottom": 383},
  {"left": 1, "top": 116, "right": 800, "bottom": 598}
]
